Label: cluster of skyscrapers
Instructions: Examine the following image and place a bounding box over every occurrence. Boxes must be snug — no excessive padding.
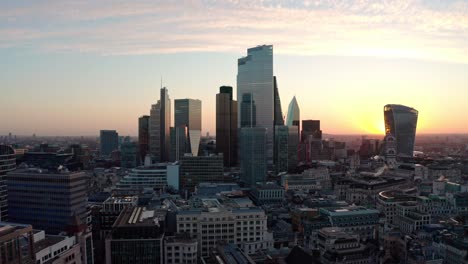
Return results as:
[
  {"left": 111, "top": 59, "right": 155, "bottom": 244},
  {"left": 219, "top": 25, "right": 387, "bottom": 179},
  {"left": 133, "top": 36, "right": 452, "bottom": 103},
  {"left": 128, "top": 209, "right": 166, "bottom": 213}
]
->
[{"left": 5, "top": 44, "right": 468, "bottom": 264}]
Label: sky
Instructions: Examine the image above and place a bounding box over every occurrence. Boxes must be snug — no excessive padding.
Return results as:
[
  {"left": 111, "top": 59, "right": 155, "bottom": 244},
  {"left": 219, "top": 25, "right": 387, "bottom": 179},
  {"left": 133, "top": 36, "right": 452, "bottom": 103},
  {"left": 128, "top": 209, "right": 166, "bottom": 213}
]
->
[{"left": 1, "top": 0, "right": 468, "bottom": 137}]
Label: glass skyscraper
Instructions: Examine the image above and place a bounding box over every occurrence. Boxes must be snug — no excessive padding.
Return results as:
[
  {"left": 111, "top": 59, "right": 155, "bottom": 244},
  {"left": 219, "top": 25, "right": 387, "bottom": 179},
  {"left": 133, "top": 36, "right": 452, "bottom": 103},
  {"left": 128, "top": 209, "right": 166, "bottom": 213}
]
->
[
  {"left": 384, "top": 104, "right": 418, "bottom": 157},
  {"left": 100, "top": 130, "right": 119, "bottom": 157},
  {"left": 216, "top": 86, "right": 238, "bottom": 167},
  {"left": 170, "top": 126, "right": 188, "bottom": 161},
  {"left": 174, "top": 99, "right": 202, "bottom": 156},
  {"left": 240, "top": 93, "right": 256, "bottom": 128},
  {"left": 237, "top": 45, "right": 274, "bottom": 162},
  {"left": 240, "top": 127, "right": 267, "bottom": 187},
  {"left": 286, "top": 96, "right": 300, "bottom": 128},
  {"left": 149, "top": 88, "right": 171, "bottom": 162}
]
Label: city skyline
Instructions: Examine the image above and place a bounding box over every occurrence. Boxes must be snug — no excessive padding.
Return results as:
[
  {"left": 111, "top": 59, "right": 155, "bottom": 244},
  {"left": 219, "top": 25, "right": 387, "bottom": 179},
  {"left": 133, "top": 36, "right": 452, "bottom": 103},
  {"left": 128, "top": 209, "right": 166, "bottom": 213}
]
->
[{"left": 2, "top": 1, "right": 468, "bottom": 136}]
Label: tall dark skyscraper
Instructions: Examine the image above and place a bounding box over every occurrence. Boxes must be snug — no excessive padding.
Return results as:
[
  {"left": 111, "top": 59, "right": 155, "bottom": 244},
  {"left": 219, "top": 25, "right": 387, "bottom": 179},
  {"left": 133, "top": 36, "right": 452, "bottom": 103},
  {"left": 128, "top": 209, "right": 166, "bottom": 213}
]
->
[
  {"left": 175, "top": 99, "right": 202, "bottom": 156},
  {"left": 273, "top": 76, "right": 284, "bottom": 126},
  {"left": 216, "top": 86, "right": 238, "bottom": 167},
  {"left": 100, "top": 130, "right": 119, "bottom": 157},
  {"left": 240, "top": 127, "right": 267, "bottom": 187},
  {"left": 238, "top": 45, "right": 274, "bottom": 162},
  {"left": 273, "top": 76, "right": 285, "bottom": 170},
  {"left": 7, "top": 169, "right": 88, "bottom": 234},
  {"left": 149, "top": 88, "right": 171, "bottom": 162},
  {"left": 0, "top": 145, "right": 15, "bottom": 221},
  {"left": 384, "top": 104, "right": 418, "bottom": 157},
  {"left": 138, "top": 115, "right": 150, "bottom": 162},
  {"left": 240, "top": 93, "right": 256, "bottom": 128}
]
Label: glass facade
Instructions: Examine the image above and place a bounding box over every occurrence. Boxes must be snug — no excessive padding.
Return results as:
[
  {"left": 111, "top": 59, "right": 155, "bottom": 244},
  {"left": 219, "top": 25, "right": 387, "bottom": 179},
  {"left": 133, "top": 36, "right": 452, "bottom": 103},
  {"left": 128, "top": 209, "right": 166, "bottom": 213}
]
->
[
  {"left": 384, "top": 104, "right": 418, "bottom": 157},
  {"left": 121, "top": 141, "right": 138, "bottom": 169},
  {"left": 237, "top": 45, "right": 274, "bottom": 162},
  {"left": 274, "top": 126, "right": 289, "bottom": 174},
  {"left": 100, "top": 130, "right": 119, "bottom": 157},
  {"left": 7, "top": 170, "right": 88, "bottom": 234},
  {"left": 175, "top": 99, "right": 202, "bottom": 156},
  {"left": 240, "top": 127, "right": 267, "bottom": 187},
  {"left": 286, "top": 96, "right": 300, "bottom": 127},
  {"left": 160, "top": 88, "right": 171, "bottom": 162},
  {"left": 240, "top": 93, "right": 256, "bottom": 128},
  {"left": 216, "top": 86, "right": 238, "bottom": 167},
  {"left": 149, "top": 101, "right": 161, "bottom": 162},
  {"left": 288, "top": 126, "right": 299, "bottom": 171},
  {"left": 0, "top": 145, "right": 15, "bottom": 221},
  {"left": 179, "top": 155, "right": 224, "bottom": 189},
  {"left": 170, "top": 126, "right": 188, "bottom": 161},
  {"left": 149, "top": 88, "right": 171, "bottom": 162}
]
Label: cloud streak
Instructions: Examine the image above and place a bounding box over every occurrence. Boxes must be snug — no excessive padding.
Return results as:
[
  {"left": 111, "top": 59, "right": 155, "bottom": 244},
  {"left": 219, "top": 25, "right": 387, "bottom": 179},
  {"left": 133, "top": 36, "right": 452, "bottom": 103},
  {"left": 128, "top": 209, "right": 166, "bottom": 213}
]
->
[{"left": 1, "top": 0, "right": 468, "bottom": 63}]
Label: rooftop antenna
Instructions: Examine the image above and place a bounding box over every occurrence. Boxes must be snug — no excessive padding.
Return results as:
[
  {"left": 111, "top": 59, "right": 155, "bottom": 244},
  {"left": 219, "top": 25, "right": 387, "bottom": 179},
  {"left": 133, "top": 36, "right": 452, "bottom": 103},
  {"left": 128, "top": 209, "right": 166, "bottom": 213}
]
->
[{"left": 160, "top": 76, "right": 163, "bottom": 89}]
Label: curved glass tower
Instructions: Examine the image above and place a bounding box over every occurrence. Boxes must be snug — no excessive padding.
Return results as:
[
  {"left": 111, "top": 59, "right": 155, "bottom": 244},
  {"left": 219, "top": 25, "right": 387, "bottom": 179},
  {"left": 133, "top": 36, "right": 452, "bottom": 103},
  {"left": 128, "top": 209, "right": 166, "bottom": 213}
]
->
[
  {"left": 237, "top": 45, "right": 274, "bottom": 162},
  {"left": 384, "top": 104, "right": 418, "bottom": 157},
  {"left": 286, "top": 96, "right": 300, "bottom": 127}
]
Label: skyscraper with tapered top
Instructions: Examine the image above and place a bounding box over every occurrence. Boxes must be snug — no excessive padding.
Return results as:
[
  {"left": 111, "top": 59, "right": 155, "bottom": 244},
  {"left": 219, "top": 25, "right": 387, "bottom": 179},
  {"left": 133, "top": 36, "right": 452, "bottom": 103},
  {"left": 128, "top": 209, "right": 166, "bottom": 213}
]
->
[{"left": 149, "top": 87, "right": 171, "bottom": 162}]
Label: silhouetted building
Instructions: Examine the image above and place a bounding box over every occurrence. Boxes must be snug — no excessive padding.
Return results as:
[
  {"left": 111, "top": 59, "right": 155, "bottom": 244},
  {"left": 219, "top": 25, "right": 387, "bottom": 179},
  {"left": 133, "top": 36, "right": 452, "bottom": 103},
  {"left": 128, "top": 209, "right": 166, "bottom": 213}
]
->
[
  {"left": 240, "top": 127, "right": 267, "bottom": 187},
  {"left": 238, "top": 45, "right": 274, "bottom": 162},
  {"left": 100, "top": 130, "right": 118, "bottom": 157},
  {"left": 273, "top": 76, "right": 284, "bottom": 126},
  {"left": 138, "top": 115, "right": 150, "bottom": 163},
  {"left": 175, "top": 99, "right": 202, "bottom": 156},
  {"left": 0, "top": 145, "right": 15, "bottom": 221},
  {"left": 7, "top": 169, "right": 88, "bottom": 234},
  {"left": 149, "top": 87, "right": 171, "bottom": 162},
  {"left": 384, "top": 104, "right": 418, "bottom": 157},
  {"left": 301, "top": 120, "right": 322, "bottom": 142},
  {"left": 216, "top": 86, "right": 238, "bottom": 167}
]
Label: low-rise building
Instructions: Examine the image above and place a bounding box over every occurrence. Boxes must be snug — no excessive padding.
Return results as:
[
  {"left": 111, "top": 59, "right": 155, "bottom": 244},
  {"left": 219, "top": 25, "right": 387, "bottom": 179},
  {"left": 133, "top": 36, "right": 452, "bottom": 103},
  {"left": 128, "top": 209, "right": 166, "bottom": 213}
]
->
[
  {"left": 319, "top": 206, "right": 379, "bottom": 239},
  {"left": 176, "top": 198, "right": 273, "bottom": 257},
  {"left": 0, "top": 223, "right": 35, "bottom": 264},
  {"left": 115, "top": 163, "right": 179, "bottom": 193},
  {"left": 317, "top": 227, "right": 375, "bottom": 264},
  {"left": 395, "top": 202, "right": 430, "bottom": 234},
  {"left": 164, "top": 235, "right": 197, "bottom": 264},
  {"left": 250, "top": 183, "right": 284, "bottom": 205}
]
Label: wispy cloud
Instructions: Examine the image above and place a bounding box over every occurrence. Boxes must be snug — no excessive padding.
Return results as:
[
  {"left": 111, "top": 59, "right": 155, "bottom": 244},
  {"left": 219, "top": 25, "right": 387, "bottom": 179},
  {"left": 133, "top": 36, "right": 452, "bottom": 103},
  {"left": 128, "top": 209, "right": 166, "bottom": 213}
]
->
[{"left": 1, "top": 0, "right": 468, "bottom": 63}]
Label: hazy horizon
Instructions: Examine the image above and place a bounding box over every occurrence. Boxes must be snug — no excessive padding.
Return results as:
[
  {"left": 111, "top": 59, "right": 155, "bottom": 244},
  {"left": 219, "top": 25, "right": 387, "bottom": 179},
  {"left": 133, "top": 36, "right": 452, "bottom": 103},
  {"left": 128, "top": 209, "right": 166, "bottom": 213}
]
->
[{"left": 2, "top": 1, "right": 468, "bottom": 136}]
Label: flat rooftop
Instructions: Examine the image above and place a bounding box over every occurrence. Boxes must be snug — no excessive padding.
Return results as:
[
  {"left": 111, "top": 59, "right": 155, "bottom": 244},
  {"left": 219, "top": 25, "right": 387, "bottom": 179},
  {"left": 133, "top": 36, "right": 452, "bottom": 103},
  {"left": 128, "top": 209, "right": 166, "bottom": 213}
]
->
[
  {"left": 321, "top": 206, "right": 379, "bottom": 215},
  {"left": 114, "top": 207, "right": 166, "bottom": 228},
  {"left": 34, "top": 235, "right": 68, "bottom": 253}
]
